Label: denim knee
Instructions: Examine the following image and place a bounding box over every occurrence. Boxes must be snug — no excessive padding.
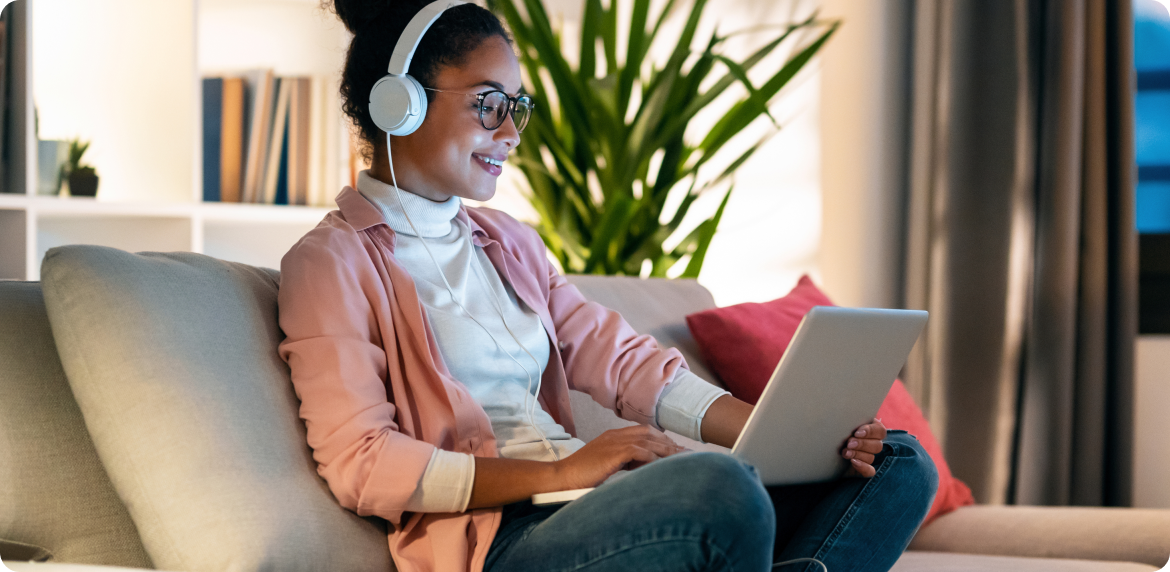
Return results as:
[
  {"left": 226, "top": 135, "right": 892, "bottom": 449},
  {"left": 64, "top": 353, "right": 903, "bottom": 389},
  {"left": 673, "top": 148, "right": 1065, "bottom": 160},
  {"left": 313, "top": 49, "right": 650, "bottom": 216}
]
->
[
  {"left": 667, "top": 453, "right": 776, "bottom": 539},
  {"left": 882, "top": 430, "right": 940, "bottom": 513}
]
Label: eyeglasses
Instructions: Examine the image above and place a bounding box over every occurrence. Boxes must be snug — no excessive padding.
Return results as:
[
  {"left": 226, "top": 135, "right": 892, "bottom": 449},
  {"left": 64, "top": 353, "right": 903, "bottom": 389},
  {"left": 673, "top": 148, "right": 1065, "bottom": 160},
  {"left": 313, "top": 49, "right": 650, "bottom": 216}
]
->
[{"left": 422, "top": 87, "right": 534, "bottom": 133}]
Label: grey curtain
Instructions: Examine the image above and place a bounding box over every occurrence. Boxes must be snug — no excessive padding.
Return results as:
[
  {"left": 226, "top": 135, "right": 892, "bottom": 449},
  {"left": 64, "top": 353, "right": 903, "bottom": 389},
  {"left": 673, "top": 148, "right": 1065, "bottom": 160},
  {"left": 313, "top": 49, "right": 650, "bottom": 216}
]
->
[{"left": 901, "top": 0, "right": 1137, "bottom": 506}]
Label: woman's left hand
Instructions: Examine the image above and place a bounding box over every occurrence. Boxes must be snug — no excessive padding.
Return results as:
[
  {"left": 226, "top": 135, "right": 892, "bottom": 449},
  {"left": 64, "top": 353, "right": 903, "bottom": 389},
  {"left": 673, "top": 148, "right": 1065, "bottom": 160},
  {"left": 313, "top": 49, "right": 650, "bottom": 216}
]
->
[{"left": 841, "top": 417, "right": 887, "bottom": 478}]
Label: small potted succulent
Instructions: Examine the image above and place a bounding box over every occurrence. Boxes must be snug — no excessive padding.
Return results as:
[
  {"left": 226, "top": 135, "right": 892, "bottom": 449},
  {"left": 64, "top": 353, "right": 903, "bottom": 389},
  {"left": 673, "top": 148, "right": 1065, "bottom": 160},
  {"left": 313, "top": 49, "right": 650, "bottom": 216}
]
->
[{"left": 65, "top": 138, "right": 99, "bottom": 197}]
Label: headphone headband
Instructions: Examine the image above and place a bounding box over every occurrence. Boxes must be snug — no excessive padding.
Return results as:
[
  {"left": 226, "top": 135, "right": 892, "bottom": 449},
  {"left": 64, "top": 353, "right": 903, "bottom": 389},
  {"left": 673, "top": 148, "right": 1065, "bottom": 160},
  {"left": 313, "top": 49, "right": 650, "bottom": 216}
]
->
[
  {"left": 370, "top": 0, "right": 467, "bottom": 135},
  {"left": 388, "top": 0, "right": 467, "bottom": 77}
]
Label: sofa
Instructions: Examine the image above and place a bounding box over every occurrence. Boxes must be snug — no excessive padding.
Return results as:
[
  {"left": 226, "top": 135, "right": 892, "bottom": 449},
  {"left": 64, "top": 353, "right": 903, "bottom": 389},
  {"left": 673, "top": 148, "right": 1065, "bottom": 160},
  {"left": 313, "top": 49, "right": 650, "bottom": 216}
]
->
[{"left": 1, "top": 245, "right": 1167, "bottom": 572}]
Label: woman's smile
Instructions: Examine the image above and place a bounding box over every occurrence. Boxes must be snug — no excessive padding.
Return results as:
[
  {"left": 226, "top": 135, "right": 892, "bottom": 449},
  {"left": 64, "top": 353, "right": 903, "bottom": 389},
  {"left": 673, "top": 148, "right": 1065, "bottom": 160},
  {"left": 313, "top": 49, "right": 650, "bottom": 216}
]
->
[{"left": 472, "top": 152, "right": 505, "bottom": 176}]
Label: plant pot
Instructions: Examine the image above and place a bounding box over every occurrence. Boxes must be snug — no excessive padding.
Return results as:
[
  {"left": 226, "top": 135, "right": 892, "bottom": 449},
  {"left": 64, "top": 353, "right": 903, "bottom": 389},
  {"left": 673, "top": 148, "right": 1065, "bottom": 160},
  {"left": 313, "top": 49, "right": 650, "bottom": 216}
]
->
[{"left": 68, "top": 171, "right": 99, "bottom": 197}]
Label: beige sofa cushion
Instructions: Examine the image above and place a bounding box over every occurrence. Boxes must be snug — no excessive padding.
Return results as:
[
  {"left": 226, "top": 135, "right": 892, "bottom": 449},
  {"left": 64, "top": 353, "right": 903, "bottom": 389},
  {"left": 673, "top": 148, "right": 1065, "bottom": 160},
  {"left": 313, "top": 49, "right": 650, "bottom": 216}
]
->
[
  {"left": 565, "top": 275, "right": 720, "bottom": 384},
  {"left": 0, "top": 282, "right": 152, "bottom": 568},
  {"left": 910, "top": 505, "right": 1170, "bottom": 567},
  {"left": 892, "top": 551, "right": 1157, "bottom": 572},
  {"left": 40, "top": 246, "right": 393, "bottom": 572}
]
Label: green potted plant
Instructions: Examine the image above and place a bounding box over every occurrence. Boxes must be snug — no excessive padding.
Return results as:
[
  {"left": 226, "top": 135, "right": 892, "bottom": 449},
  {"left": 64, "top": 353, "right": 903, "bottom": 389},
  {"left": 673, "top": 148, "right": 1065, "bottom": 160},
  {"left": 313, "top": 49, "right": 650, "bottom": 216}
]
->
[
  {"left": 65, "top": 138, "right": 99, "bottom": 197},
  {"left": 489, "top": 0, "right": 836, "bottom": 277}
]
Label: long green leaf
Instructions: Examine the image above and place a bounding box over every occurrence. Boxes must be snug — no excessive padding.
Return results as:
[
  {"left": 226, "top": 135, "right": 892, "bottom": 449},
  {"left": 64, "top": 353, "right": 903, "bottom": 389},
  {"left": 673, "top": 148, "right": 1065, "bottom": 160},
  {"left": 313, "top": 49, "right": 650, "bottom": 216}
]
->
[
  {"left": 679, "top": 185, "right": 732, "bottom": 278},
  {"left": 698, "top": 22, "right": 838, "bottom": 161},
  {"left": 617, "top": 0, "right": 651, "bottom": 114},
  {"left": 578, "top": 0, "right": 602, "bottom": 82}
]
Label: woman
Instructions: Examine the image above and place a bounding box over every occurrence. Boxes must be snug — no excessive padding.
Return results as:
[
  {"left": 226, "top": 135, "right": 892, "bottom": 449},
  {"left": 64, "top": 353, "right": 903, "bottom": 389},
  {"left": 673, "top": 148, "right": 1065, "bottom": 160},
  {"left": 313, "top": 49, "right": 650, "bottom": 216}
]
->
[{"left": 277, "top": 1, "right": 939, "bottom": 570}]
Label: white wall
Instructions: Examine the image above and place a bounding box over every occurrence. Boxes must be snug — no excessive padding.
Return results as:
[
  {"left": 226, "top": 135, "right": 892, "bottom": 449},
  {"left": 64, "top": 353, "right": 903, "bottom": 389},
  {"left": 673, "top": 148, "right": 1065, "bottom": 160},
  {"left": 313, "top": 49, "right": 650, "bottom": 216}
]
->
[
  {"left": 198, "top": 0, "right": 349, "bottom": 77},
  {"left": 1134, "top": 336, "right": 1170, "bottom": 508},
  {"left": 818, "top": 0, "right": 911, "bottom": 309},
  {"left": 33, "top": 0, "right": 196, "bottom": 203}
]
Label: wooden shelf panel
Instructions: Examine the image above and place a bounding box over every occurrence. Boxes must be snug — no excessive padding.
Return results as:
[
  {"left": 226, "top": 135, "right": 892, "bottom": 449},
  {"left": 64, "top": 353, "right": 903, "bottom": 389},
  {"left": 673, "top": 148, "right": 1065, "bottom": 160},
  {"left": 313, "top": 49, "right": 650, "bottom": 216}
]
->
[{"left": 0, "top": 193, "right": 332, "bottom": 222}]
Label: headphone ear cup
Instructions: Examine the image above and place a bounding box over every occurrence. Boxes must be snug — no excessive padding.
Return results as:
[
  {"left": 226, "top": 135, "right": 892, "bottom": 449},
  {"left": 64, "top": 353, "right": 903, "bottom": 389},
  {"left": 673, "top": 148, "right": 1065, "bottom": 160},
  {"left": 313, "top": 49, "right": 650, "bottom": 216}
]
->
[{"left": 369, "top": 74, "right": 428, "bottom": 136}]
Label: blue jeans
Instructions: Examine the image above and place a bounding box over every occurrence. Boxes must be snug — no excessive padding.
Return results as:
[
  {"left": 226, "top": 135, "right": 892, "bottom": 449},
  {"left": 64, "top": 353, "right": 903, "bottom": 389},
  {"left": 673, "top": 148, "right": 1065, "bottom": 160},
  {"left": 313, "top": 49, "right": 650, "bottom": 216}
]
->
[{"left": 483, "top": 430, "right": 938, "bottom": 572}]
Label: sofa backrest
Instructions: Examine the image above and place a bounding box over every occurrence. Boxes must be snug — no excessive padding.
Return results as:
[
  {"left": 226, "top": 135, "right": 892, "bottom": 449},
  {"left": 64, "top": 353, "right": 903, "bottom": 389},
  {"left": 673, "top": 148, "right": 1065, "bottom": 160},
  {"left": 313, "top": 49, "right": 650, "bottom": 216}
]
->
[
  {"left": 0, "top": 280, "right": 153, "bottom": 568},
  {"left": 565, "top": 274, "right": 720, "bottom": 386}
]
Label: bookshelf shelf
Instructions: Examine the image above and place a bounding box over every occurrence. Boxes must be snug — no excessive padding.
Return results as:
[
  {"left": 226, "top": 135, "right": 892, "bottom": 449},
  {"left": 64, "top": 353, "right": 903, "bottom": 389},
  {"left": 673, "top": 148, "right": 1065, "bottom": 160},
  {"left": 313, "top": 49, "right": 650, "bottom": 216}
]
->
[
  {"left": 0, "top": 193, "right": 327, "bottom": 278},
  {"left": 0, "top": 0, "right": 353, "bottom": 280},
  {"left": 0, "top": 194, "right": 331, "bottom": 222}
]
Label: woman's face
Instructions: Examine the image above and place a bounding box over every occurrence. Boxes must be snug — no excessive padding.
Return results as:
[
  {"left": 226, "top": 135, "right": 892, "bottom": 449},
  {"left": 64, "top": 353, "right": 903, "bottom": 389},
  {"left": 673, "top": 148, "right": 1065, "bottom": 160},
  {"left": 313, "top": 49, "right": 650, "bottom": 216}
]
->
[{"left": 374, "top": 35, "right": 523, "bottom": 203}]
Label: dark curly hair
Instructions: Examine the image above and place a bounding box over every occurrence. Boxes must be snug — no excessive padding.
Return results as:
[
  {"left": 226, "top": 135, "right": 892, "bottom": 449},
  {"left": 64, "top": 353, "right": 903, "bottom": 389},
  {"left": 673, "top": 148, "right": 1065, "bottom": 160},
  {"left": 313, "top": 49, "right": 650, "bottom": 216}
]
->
[{"left": 327, "top": 0, "right": 513, "bottom": 161}]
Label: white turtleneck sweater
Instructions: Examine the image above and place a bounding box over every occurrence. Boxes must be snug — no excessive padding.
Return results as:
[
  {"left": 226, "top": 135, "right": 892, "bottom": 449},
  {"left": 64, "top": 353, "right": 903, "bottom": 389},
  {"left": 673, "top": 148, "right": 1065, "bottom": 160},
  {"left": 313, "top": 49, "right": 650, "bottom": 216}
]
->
[{"left": 355, "top": 171, "right": 729, "bottom": 513}]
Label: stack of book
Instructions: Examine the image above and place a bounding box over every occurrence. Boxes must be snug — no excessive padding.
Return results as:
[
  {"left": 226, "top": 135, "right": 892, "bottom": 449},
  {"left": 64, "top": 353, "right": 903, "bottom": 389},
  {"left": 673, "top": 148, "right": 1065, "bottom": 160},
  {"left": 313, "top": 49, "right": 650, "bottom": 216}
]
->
[{"left": 202, "top": 70, "right": 351, "bottom": 206}]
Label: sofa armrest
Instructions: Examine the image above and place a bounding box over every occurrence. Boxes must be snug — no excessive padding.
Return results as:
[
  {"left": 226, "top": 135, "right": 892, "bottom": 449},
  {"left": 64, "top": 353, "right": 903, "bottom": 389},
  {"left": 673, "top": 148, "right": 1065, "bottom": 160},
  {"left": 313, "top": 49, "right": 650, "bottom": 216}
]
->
[{"left": 908, "top": 505, "right": 1170, "bottom": 567}]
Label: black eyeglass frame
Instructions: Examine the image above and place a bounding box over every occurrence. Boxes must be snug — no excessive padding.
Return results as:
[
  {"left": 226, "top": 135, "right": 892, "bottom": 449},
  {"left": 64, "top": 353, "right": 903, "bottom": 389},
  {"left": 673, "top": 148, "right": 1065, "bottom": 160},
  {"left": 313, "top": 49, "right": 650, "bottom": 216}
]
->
[{"left": 422, "top": 87, "right": 534, "bottom": 133}]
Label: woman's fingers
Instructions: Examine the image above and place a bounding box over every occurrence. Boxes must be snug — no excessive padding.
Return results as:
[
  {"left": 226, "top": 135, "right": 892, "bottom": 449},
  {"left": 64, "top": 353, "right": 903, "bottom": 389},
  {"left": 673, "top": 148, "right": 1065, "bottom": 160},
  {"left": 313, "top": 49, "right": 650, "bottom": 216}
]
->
[
  {"left": 844, "top": 437, "right": 884, "bottom": 455},
  {"left": 842, "top": 449, "right": 875, "bottom": 465},
  {"left": 635, "top": 438, "right": 681, "bottom": 459},
  {"left": 621, "top": 425, "right": 684, "bottom": 455},
  {"left": 850, "top": 458, "right": 877, "bottom": 478},
  {"left": 842, "top": 417, "right": 886, "bottom": 477},
  {"left": 852, "top": 418, "right": 888, "bottom": 440}
]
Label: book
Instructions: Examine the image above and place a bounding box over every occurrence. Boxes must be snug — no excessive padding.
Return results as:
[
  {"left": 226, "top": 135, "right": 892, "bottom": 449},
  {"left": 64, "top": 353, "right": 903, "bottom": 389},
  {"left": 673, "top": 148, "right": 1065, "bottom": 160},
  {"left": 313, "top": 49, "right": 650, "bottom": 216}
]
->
[
  {"left": 291, "top": 77, "right": 311, "bottom": 205},
  {"left": 242, "top": 69, "right": 275, "bottom": 203},
  {"left": 201, "top": 77, "right": 223, "bottom": 202},
  {"left": 261, "top": 78, "right": 291, "bottom": 204},
  {"left": 219, "top": 77, "right": 245, "bottom": 203},
  {"left": 307, "top": 76, "right": 325, "bottom": 207},
  {"left": 274, "top": 118, "right": 289, "bottom": 206},
  {"left": 289, "top": 77, "right": 312, "bottom": 206}
]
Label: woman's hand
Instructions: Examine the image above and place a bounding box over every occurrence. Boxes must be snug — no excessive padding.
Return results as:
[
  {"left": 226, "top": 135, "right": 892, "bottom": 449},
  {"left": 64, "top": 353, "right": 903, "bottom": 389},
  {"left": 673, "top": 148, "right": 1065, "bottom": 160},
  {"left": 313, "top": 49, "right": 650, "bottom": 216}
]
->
[
  {"left": 841, "top": 418, "right": 887, "bottom": 478},
  {"left": 552, "top": 425, "right": 685, "bottom": 490}
]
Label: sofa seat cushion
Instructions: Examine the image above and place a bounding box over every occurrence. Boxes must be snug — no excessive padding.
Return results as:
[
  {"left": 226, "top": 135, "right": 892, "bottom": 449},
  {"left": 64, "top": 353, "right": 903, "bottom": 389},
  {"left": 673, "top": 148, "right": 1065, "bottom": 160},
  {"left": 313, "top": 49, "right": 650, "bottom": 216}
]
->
[
  {"left": 0, "top": 282, "right": 151, "bottom": 568},
  {"left": 910, "top": 505, "right": 1170, "bottom": 567},
  {"left": 39, "top": 246, "right": 393, "bottom": 572},
  {"left": 893, "top": 551, "right": 1158, "bottom": 572}
]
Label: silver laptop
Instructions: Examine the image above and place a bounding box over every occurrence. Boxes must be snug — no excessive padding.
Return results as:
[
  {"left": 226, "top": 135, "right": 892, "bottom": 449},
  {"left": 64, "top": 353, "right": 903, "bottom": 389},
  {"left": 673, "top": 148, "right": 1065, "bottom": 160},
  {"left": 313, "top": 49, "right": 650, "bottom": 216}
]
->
[
  {"left": 731, "top": 306, "right": 928, "bottom": 485},
  {"left": 532, "top": 305, "right": 927, "bottom": 505}
]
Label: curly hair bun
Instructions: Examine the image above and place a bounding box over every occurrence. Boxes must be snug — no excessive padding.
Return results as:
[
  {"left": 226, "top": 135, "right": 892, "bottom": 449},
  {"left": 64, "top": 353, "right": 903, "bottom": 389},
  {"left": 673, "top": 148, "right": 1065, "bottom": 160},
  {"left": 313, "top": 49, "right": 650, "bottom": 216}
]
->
[{"left": 329, "top": 0, "right": 432, "bottom": 36}]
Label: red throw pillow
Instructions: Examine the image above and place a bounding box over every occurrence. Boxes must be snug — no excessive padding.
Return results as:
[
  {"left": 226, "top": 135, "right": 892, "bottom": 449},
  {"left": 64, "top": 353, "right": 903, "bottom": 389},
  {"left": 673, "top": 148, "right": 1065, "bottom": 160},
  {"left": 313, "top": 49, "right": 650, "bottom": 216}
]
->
[{"left": 685, "top": 275, "right": 974, "bottom": 524}]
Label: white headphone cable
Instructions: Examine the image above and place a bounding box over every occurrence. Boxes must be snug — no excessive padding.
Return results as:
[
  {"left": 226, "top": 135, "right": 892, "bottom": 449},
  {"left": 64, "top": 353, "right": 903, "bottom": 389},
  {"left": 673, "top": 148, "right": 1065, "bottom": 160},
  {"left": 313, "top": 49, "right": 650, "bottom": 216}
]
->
[
  {"left": 464, "top": 247, "right": 552, "bottom": 456},
  {"left": 772, "top": 558, "right": 828, "bottom": 571},
  {"left": 384, "top": 132, "right": 560, "bottom": 461}
]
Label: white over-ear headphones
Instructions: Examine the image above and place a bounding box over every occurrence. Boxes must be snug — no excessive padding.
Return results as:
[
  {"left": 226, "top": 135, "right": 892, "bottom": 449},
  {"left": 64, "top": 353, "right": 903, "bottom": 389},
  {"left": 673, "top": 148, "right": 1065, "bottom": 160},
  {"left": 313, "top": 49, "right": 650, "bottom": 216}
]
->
[{"left": 369, "top": 0, "right": 467, "bottom": 136}]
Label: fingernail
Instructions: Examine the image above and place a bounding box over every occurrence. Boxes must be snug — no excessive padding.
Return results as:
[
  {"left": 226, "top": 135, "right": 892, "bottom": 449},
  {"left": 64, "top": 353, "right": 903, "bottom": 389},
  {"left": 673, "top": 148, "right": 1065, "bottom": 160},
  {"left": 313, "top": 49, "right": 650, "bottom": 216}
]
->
[
  {"left": 844, "top": 450, "right": 854, "bottom": 458},
  {"left": 855, "top": 428, "right": 866, "bottom": 437},
  {"left": 848, "top": 439, "right": 858, "bottom": 448}
]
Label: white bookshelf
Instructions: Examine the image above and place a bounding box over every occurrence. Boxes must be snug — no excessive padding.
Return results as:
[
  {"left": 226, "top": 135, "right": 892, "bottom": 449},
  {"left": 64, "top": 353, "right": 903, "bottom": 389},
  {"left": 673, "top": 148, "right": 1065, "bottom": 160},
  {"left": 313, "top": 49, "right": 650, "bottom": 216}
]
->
[{"left": 0, "top": 0, "right": 353, "bottom": 281}]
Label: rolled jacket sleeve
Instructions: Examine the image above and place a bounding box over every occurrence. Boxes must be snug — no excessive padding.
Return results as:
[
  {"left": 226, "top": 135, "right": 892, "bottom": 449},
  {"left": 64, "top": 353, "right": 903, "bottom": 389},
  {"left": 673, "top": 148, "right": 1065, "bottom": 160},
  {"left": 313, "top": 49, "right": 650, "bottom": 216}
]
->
[
  {"left": 277, "top": 228, "right": 435, "bottom": 524},
  {"left": 543, "top": 257, "right": 690, "bottom": 428},
  {"left": 405, "top": 449, "right": 476, "bottom": 513},
  {"left": 656, "top": 369, "right": 730, "bottom": 443}
]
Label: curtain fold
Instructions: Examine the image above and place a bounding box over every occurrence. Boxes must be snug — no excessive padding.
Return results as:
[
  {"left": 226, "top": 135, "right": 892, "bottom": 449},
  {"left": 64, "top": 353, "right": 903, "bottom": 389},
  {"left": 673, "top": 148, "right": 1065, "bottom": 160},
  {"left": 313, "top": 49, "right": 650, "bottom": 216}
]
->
[{"left": 901, "top": 0, "right": 1136, "bottom": 507}]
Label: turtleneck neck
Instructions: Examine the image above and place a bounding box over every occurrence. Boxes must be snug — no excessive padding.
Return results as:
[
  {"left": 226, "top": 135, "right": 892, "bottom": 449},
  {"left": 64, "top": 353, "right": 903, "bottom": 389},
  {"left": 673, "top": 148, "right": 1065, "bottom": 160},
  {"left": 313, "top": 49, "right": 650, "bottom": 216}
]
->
[{"left": 355, "top": 170, "right": 462, "bottom": 238}]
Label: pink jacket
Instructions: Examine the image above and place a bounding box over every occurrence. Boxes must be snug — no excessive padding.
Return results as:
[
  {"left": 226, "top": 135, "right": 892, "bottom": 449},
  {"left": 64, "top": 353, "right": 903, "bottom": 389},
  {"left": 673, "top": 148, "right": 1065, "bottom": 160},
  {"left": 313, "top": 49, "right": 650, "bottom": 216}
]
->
[{"left": 277, "top": 186, "right": 689, "bottom": 572}]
